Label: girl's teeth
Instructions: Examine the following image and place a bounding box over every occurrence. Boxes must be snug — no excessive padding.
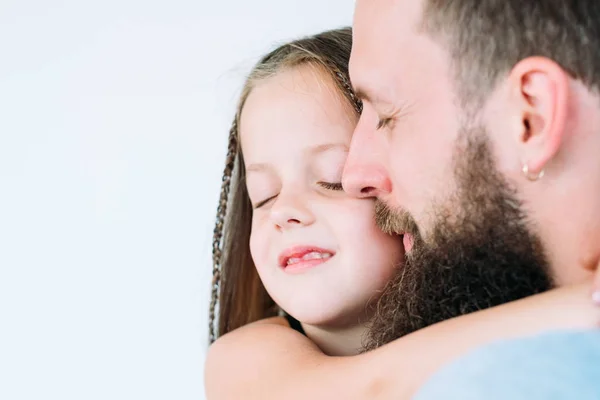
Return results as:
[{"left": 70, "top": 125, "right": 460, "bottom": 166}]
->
[
  {"left": 287, "top": 257, "right": 301, "bottom": 265},
  {"left": 303, "top": 251, "right": 324, "bottom": 260},
  {"left": 286, "top": 252, "right": 333, "bottom": 265}
]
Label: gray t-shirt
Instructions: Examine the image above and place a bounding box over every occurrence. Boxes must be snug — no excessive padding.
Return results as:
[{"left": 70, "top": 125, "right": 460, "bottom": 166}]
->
[{"left": 414, "top": 331, "right": 600, "bottom": 400}]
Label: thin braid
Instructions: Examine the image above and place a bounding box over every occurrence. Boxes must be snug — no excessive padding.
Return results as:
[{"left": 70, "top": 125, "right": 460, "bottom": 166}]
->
[
  {"left": 325, "top": 60, "right": 363, "bottom": 114},
  {"left": 209, "top": 117, "right": 238, "bottom": 344}
]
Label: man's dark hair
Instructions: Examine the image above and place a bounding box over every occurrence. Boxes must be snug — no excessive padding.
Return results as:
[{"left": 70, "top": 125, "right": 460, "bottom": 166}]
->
[{"left": 421, "top": 1, "right": 600, "bottom": 109}]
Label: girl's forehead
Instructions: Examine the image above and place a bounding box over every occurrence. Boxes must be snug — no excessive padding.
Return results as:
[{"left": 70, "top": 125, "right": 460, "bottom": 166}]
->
[{"left": 239, "top": 66, "right": 356, "bottom": 161}]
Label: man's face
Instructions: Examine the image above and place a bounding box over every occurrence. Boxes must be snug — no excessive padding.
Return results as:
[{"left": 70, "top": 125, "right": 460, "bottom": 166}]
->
[
  {"left": 346, "top": 0, "right": 552, "bottom": 347},
  {"left": 345, "top": 0, "right": 462, "bottom": 237}
]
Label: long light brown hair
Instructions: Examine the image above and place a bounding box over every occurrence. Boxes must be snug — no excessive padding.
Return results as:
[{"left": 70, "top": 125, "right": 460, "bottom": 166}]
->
[{"left": 209, "top": 27, "right": 362, "bottom": 343}]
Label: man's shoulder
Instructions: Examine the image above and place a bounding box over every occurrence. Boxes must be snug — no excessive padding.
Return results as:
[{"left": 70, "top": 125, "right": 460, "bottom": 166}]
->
[{"left": 414, "top": 330, "right": 600, "bottom": 400}]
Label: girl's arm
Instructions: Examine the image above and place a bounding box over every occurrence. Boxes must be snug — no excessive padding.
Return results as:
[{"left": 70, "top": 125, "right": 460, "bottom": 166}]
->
[
  {"left": 205, "top": 281, "right": 599, "bottom": 400},
  {"left": 593, "top": 261, "right": 600, "bottom": 304},
  {"left": 205, "top": 318, "right": 369, "bottom": 400}
]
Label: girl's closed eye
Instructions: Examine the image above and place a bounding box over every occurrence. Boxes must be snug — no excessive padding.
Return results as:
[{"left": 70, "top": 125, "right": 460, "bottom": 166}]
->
[
  {"left": 254, "top": 182, "right": 342, "bottom": 208},
  {"left": 318, "top": 181, "right": 343, "bottom": 191},
  {"left": 254, "top": 194, "right": 278, "bottom": 209}
]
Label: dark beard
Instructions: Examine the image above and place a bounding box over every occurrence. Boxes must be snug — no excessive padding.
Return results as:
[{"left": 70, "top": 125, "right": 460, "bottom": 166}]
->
[{"left": 364, "top": 129, "right": 552, "bottom": 351}]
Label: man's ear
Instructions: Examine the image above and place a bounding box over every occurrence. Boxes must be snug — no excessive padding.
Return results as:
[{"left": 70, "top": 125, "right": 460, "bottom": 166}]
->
[{"left": 507, "top": 57, "right": 570, "bottom": 177}]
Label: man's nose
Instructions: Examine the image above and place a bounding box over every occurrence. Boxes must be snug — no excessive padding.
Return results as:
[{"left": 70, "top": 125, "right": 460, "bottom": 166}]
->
[
  {"left": 342, "top": 114, "right": 392, "bottom": 198},
  {"left": 342, "top": 163, "right": 392, "bottom": 199}
]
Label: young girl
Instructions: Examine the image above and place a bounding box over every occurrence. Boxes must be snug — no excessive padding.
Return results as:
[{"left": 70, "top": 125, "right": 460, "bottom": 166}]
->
[
  {"left": 206, "top": 28, "right": 598, "bottom": 399},
  {"left": 209, "top": 27, "right": 402, "bottom": 357}
]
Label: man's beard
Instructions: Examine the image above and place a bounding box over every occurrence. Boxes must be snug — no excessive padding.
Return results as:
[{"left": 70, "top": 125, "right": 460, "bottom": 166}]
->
[{"left": 364, "top": 128, "right": 552, "bottom": 351}]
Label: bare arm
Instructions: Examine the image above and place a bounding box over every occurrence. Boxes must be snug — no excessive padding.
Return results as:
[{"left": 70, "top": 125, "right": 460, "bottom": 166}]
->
[
  {"left": 205, "top": 282, "right": 599, "bottom": 400},
  {"left": 204, "top": 318, "right": 371, "bottom": 400},
  {"left": 593, "top": 264, "right": 600, "bottom": 305}
]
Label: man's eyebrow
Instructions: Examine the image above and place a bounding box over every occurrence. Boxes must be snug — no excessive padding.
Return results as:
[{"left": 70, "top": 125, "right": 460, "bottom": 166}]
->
[
  {"left": 354, "top": 88, "right": 372, "bottom": 104},
  {"left": 354, "top": 87, "right": 390, "bottom": 106}
]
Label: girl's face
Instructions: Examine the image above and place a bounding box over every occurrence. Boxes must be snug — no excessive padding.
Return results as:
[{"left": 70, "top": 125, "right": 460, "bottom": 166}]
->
[{"left": 240, "top": 65, "right": 404, "bottom": 328}]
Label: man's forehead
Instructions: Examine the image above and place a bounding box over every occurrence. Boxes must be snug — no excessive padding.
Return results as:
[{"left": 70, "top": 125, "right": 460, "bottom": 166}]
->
[
  {"left": 353, "top": 0, "right": 427, "bottom": 38},
  {"left": 351, "top": 1, "right": 420, "bottom": 105},
  {"left": 349, "top": 59, "right": 395, "bottom": 106},
  {"left": 352, "top": 2, "right": 427, "bottom": 73},
  {"left": 354, "top": 0, "right": 387, "bottom": 25}
]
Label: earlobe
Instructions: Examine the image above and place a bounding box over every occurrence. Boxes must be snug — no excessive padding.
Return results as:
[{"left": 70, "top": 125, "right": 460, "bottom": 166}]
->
[{"left": 510, "top": 57, "right": 570, "bottom": 178}]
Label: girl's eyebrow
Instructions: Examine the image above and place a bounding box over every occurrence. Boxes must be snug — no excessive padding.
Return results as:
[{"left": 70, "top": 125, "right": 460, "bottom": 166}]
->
[
  {"left": 305, "top": 143, "right": 349, "bottom": 156},
  {"left": 246, "top": 162, "right": 271, "bottom": 174},
  {"left": 246, "top": 143, "right": 347, "bottom": 174}
]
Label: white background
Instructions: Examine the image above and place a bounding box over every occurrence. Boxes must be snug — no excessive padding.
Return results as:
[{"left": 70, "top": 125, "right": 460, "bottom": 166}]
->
[{"left": 0, "top": 1, "right": 353, "bottom": 399}]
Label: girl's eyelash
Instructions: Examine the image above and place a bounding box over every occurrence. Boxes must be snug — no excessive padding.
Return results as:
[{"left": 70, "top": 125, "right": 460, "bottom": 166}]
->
[
  {"left": 318, "top": 182, "right": 343, "bottom": 191},
  {"left": 254, "top": 195, "right": 277, "bottom": 209},
  {"left": 376, "top": 118, "right": 391, "bottom": 130},
  {"left": 255, "top": 182, "right": 342, "bottom": 208}
]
